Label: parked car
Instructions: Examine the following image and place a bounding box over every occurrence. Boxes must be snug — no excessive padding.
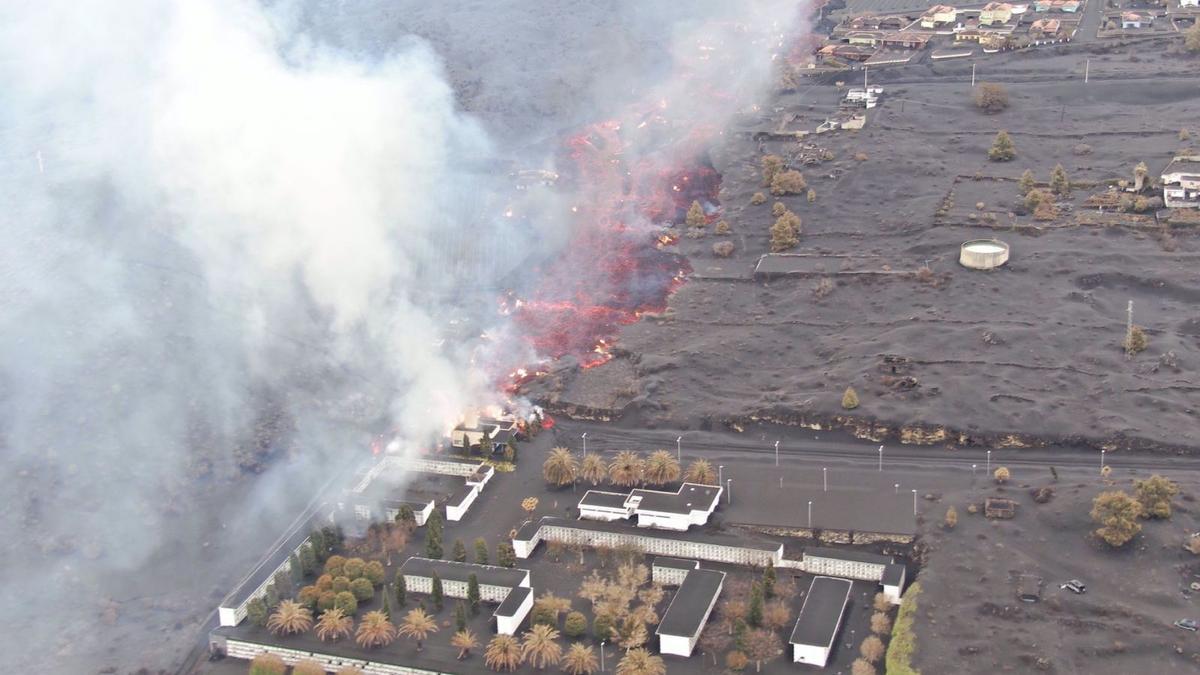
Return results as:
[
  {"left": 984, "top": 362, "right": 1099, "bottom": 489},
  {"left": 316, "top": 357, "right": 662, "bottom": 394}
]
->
[
  {"left": 1175, "top": 619, "right": 1198, "bottom": 632},
  {"left": 1060, "top": 580, "right": 1087, "bottom": 594}
]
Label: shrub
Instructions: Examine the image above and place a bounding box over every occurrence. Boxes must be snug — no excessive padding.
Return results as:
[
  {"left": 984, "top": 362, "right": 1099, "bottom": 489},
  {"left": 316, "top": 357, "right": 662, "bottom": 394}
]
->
[
  {"left": 885, "top": 584, "right": 920, "bottom": 675},
  {"left": 343, "top": 558, "right": 366, "bottom": 580},
  {"left": 973, "top": 83, "right": 1009, "bottom": 113},
  {"left": 1186, "top": 534, "right": 1200, "bottom": 555},
  {"left": 1032, "top": 200, "right": 1058, "bottom": 221},
  {"left": 1182, "top": 128, "right": 1193, "bottom": 141},
  {"left": 770, "top": 210, "right": 801, "bottom": 252},
  {"left": 249, "top": 653, "right": 287, "bottom": 675},
  {"left": 852, "top": 659, "right": 877, "bottom": 675},
  {"left": 872, "top": 593, "right": 892, "bottom": 613},
  {"left": 967, "top": 503, "right": 978, "bottom": 515},
  {"left": 334, "top": 591, "right": 358, "bottom": 615},
  {"left": 762, "top": 155, "right": 784, "bottom": 186},
  {"left": 944, "top": 506, "right": 958, "bottom": 529},
  {"left": 807, "top": 188, "right": 816, "bottom": 203},
  {"left": 685, "top": 200, "right": 706, "bottom": 228},
  {"left": 363, "top": 561, "right": 385, "bottom": 586},
  {"left": 324, "top": 555, "right": 347, "bottom": 578},
  {"left": 593, "top": 613, "right": 615, "bottom": 641},
  {"left": 713, "top": 241, "right": 735, "bottom": 257},
  {"left": 993, "top": 467, "right": 1010, "bottom": 484},
  {"left": 813, "top": 277, "right": 835, "bottom": 299},
  {"left": 988, "top": 130, "right": 1016, "bottom": 161},
  {"left": 750, "top": 192, "right": 766, "bottom": 205},
  {"left": 1073, "top": 143, "right": 1092, "bottom": 156},
  {"left": 714, "top": 220, "right": 730, "bottom": 234},
  {"left": 772, "top": 201, "right": 787, "bottom": 217},
  {"left": 317, "top": 591, "right": 337, "bottom": 613},
  {"left": 725, "top": 650, "right": 749, "bottom": 671},
  {"left": 770, "top": 170, "right": 807, "bottom": 196},
  {"left": 332, "top": 576, "right": 351, "bottom": 594},
  {"left": 842, "top": 386, "right": 860, "bottom": 410},
  {"left": 871, "top": 612, "right": 892, "bottom": 635},
  {"left": 854, "top": 152, "right": 869, "bottom": 161},
  {"left": 860, "top": 635, "right": 886, "bottom": 663},
  {"left": 293, "top": 660, "right": 326, "bottom": 675},
  {"left": 350, "top": 577, "right": 375, "bottom": 602},
  {"left": 1124, "top": 326, "right": 1148, "bottom": 354},
  {"left": 564, "top": 611, "right": 588, "bottom": 638},
  {"left": 1133, "top": 474, "right": 1178, "bottom": 519},
  {"left": 1018, "top": 169, "right": 1036, "bottom": 195},
  {"left": 1091, "top": 490, "right": 1143, "bottom": 547},
  {"left": 1186, "top": 23, "right": 1200, "bottom": 53}
]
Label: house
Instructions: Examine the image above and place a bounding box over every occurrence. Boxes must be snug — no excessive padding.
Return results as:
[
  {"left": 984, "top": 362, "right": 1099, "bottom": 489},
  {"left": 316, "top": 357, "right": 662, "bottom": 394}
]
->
[
  {"left": 1060, "top": 0, "right": 1080, "bottom": 11},
  {"left": 882, "top": 563, "right": 907, "bottom": 604},
  {"left": 1182, "top": 0, "right": 1199, "bottom": 7},
  {"left": 451, "top": 416, "right": 516, "bottom": 452},
  {"left": 818, "top": 43, "right": 877, "bottom": 62},
  {"left": 980, "top": 2, "right": 1014, "bottom": 24},
  {"left": 921, "top": 4, "right": 959, "bottom": 27},
  {"left": 790, "top": 577, "right": 853, "bottom": 667},
  {"left": 1121, "top": 11, "right": 1152, "bottom": 28},
  {"left": 847, "top": 30, "right": 885, "bottom": 45},
  {"left": 881, "top": 31, "right": 933, "bottom": 48},
  {"left": 801, "top": 546, "right": 893, "bottom": 581},
  {"left": 1029, "top": 18, "right": 1061, "bottom": 34},
  {"left": 843, "top": 86, "right": 884, "bottom": 109},
  {"left": 1035, "top": 0, "right": 1079, "bottom": 10},
  {"left": 1162, "top": 155, "right": 1200, "bottom": 208},
  {"left": 656, "top": 568, "right": 726, "bottom": 657},
  {"left": 985, "top": 497, "right": 1017, "bottom": 519},
  {"left": 955, "top": 28, "right": 986, "bottom": 41},
  {"left": 576, "top": 483, "right": 722, "bottom": 531}
]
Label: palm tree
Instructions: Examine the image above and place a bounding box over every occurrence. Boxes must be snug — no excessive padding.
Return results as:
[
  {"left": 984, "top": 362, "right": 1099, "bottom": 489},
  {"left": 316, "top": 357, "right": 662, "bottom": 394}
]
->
[
  {"left": 608, "top": 451, "right": 645, "bottom": 488},
  {"left": 561, "top": 643, "right": 599, "bottom": 675},
  {"left": 452, "top": 628, "right": 480, "bottom": 660},
  {"left": 354, "top": 610, "right": 397, "bottom": 649},
  {"left": 644, "top": 450, "right": 680, "bottom": 486},
  {"left": 315, "top": 607, "right": 353, "bottom": 641},
  {"left": 485, "top": 634, "right": 524, "bottom": 672},
  {"left": 266, "top": 600, "right": 312, "bottom": 636},
  {"left": 580, "top": 453, "right": 608, "bottom": 486},
  {"left": 522, "top": 623, "right": 564, "bottom": 669},
  {"left": 684, "top": 458, "right": 717, "bottom": 485},
  {"left": 398, "top": 607, "right": 439, "bottom": 651},
  {"left": 543, "top": 447, "right": 579, "bottom": 486},
  {"left": 616, "top": 648, "right": 666, "bottom": 675}
]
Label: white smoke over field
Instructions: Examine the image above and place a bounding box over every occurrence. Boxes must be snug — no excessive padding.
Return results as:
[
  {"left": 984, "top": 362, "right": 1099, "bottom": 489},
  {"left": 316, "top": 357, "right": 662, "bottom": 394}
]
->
[{"left": 0, "top": 0, "right": 805, "bottom": 671}]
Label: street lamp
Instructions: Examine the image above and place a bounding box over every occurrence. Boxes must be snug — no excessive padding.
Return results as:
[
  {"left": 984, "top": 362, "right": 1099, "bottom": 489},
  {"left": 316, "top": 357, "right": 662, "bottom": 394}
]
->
[
  {"left": 807, "top": 500, "right": 813, "bottom": 529},
  {"left": 726, "top": 478, "right": 732, "bottom": 505},
  {"left": 581, "top": 432, "right": 588, "bottom": 456},
  {"left": 912, "top": 489, "right": 918, "bottom": 516},
  {"left": 972, "top": 463, "right": 977, "bottom": 478},
  {"left": 719, "top": 464, "right": 724, "bottom": 485},
  {"left": 774, "top": 440, "right": 780, "bottom": 467},
  {"left": 986, "top": 449, "right": 991, "bottom": 473},
  {"left": 894, "top": 482, "right": 899, "bottom": 494},
  {"left": 878, "top": 445, "right": 883, "bottom": 471},
  {"left": 676, "top": 436, "right": 682, "bottom": 462},
  {"left": 1100, "top": 449, "right": 1106, "bottom": 471},
  {"left": 823, "top": 467, "right": 828, "bottom": 492},
  {"left": 600, "top": 640, "right": 606, "bottom": 672}
]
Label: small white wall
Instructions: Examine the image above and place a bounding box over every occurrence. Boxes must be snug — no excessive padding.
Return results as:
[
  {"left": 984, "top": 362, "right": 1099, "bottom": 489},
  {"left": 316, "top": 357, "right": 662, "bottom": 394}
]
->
[
  {"left": 883, "top": 582, "right": 903, "bottom": 605},
  {"left": 659, "top": 633, "right": 694, "bottom": 657},
  {"left": 636, "top": 513, "right": 690, "bottom": 531},
  {"left": 793, "top": 642, "right": 831, "bottom": 667},
  {"left": 579, "top": 506, "right": 630, "bottom": 522},
  {"left": 447, "top": 485, "right": 480, "bottom": 521},
  {"left": 495, "top": 590, "right": 533, "bottom": 636}
]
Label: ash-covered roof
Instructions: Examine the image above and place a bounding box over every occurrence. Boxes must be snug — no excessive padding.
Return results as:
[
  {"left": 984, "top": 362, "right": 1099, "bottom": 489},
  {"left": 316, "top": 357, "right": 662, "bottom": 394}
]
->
[
  {"left": 656, "top": 569, "right": 726, "bottom": 638},
  {"left": 789, "top": 576, "right": 852, "bottom": 647}
]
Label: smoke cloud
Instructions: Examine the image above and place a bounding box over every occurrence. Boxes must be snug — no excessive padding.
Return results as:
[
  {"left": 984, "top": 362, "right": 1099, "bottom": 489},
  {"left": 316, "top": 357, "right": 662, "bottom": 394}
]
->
[{"left": 0, "top": 0, "right": 802, "bottom": 671}]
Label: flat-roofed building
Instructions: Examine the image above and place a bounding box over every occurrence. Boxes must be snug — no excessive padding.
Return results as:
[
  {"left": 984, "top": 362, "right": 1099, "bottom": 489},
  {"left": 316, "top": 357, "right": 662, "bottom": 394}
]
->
[
  {"left": 657, "top": 569, "right": 726, "bottom": 657},
  {"left": 494, "top": 586, "right": 533, "bottom": 636},
  {"left": 790, "top": 576, "right": 853, "bottom": 667},
  {"left": 652, "top": 557, "right": 700, "bottom": 586},
  {"left": 399, "top": 557, "right": 530, "bottom": 603},
  {"left": 802, "top": 547, "right": 893, "bottom": 581},
  {"left": 578, "top": 490, "right": 634, "bottom": 521},
  {"left": 576, "top": 483, "right": 722, "bottom": 531},
  {"left": 882, "top": 563, "right": 907, "bottom": 605}
]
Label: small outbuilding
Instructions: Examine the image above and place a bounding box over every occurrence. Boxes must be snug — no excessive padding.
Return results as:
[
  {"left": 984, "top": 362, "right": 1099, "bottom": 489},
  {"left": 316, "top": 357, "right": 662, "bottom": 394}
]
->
[
  {"left": 959, "top": 239, "right": 1010, "bottom": 269},
  {"left": 790, "top": 576, "right": 853, "bottom": 667},
  {"left": 656, "top": 569, "right": 725, "bottom": 657},
  {"left": 882, "top": 563, "right": 907, "bottom": 605},
  {"left": 493, "top": 586, "right": 533, "bottom": 636}
]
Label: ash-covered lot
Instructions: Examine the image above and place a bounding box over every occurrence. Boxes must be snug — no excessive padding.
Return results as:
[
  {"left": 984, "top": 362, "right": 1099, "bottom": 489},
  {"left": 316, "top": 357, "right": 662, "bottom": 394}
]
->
[{"left": 547, "top": 47, "right": 1200, "bottom": 454}]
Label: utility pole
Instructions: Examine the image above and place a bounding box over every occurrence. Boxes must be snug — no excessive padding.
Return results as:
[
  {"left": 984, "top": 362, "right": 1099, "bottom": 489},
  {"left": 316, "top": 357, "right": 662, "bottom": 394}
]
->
[
  {"left": 912, "top": 489, "right": 918, "bottom": 516},
  {"left": 1125, "top": 300, "right": 1134, "bottom": 359},
  {"left": 808, "top": 501, "right": 813, "bottom": 529},
  {"left": 864, "top": 66, "right": 868, "bottom": 91},
  {"left": 971, "top": 62, "right": 976, "bottom": 87},
  {"left": 726, "top": 478, "right": 732, "bottom": 505},
  {"left": 676, "top": 436, "right": 682, "bottom": 462},
  {"left": 823, "top": 467, "right": 828, "bottom": 492},
  {"left": 1084, "top": 58, "right": 1089, "bottom": 84},
  {"left": 878, "top": 445, "right": 884, "bottom": 471},
  {"left": 581, "top": 432, "right": 587, "bottom": 456},
  {"left": 774, "top": 440, "right": 780, "bottom": 467}
]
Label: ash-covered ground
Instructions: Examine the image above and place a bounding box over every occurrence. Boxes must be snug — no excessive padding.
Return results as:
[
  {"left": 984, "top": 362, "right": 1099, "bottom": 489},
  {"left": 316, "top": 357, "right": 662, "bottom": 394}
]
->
[{"left": 536, "top": 47, "right": 1200, "bottom": 454}]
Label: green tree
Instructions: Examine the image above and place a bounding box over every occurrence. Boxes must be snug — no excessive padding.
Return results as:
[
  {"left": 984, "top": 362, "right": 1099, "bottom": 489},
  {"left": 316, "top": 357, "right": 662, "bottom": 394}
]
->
[
  {"left": 289, "top": 553, "right": 303, "bottom": 583},
  {"left": 988, "top": 130, "right": 1016, "bottom": 161},
  {"left": 395, "top": 574, "right": 407, "bottom": 607},
  {"left": 1124, "top": 325, "right": 1148, "bottom": 355},
  {"left": 564, "top": 611, "right": 588, "bottom": 638},
  {"left": 1133, "top": 474, "right": 1179, "bottom": 519},
  {"left": 842, "top": 386, "right": 860, "bottom": 410},
  {"left": 246, "top": 597, "right": 269, "bottom": 628},
  {"left": 468, "top": 573, "right": 481, "bottom": 615},
  {"left": 364, "top": 560, "right": 385, "bottom": 587},
  {"left": 1091, "top": 490, "right": 1143, "bottom": 547},
  {"left": 431, "top": 571, "right": 445, "bottom": 611},
  {"left": 762, "top": 561, "right": 776, "bottom": 599},
  {"left": 593, "top": 613, "right": 615, "bottom": 641},
  {"left": 309, "top": 529, "right": 328, "bottom": 562},
  {"left": 425, "top": 525, "right": 443, "bottom": 560},
  {"left": 381, "top": 589, "right": 392, "bottom": 620},
  {"left": 334, "top": 591, "right": 358, "bottom": 616},
  {"left": 747, "top": 583, "right": 764, "bottom": 628},
  {"left": 264, "top": 582, "right": 280, "bottom": 610},
  {"left": 455, "top": 601, "right": 468, "bottom": 632},
  {"left": 1018, "top": 169, "right": 1035, "bottom": 196},
  {"left": 453, "top": 539, "right": 467, "bottom": 563},
  {"left": 350, "top": 577, "right": 374, "bottom": 602},
  {"left": 686, "top": 200, "right": 706, "bottom": 228},
  {"left": 498, "top": 542, "right": 516, "bottom": 568},
  {"left": 1049, "top": 163, "right": 1070, "bottom": 196},
  {"left": 396, "top": 504, "right": 416, "bottom": 526},
  {"left": 474, "top": 538, "right": 489, "bottom": 565}
]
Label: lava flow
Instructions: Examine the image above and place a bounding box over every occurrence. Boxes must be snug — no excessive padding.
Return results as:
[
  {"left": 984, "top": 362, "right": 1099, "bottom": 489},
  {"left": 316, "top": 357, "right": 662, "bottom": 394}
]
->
[{"left": 507, "top": 117, "right": 719, "bottom": 373}]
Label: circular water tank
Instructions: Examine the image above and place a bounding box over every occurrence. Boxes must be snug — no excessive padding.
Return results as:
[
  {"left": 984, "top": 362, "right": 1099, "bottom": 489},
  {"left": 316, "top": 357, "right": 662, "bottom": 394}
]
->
[{"left": 959, "top": 239, "right": 1009, "bottom": 270}]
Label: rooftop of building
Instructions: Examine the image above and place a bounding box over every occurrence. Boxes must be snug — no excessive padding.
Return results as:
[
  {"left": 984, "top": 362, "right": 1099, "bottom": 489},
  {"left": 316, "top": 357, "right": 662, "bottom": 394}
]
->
[
  {"left": 804, "top": 546, "right": 894, "bottom": 566},
  {"left": 516, "top": 516, "right": 785, "bottom": 554},
  {"left": 221, "top": 513, "right": 321, "bottom": 609},
  {"left": 656, "top": 569, "right": 726, "bottom": 638},
  {"left": 882, "top": 563, "right": 907, "bottom": 586},
  {"left": 1164, "top": 155, "right": 1200, "bottom": 176},
  {"left": 579, "top": 490, "right": 631, "bottom": 510},
  {"left": 494, "top": 586, "right": 531, "bottom": 618},
  {"left": 398, "top": 557, "right": 528, "bottom": 588},
  {"left": 628, "top": 483, "right": 721, "bottom": 515},
  {"left": 653, "top": 556, "right": 701, "bottom": 571},
  {"left": 789, "top": 576, "right": 853, "bottom": 647}
]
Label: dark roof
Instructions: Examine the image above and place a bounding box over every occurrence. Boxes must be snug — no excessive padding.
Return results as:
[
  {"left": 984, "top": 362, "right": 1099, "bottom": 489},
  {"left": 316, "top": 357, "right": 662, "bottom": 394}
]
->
[
  {"left": 448, "top": 483, "right": 477, "bottom": 507},
  {"left": 656, "top": 570, "right": 726, "bottom": 638},
  {"left": 882, "top": 563, "right": 906, "bottom": 586},
  {"left": 519, "top": 516, "right": 784, "bottom": 553},
  {"left": 494, "top": 586, "right": 531, "bottom": 618},
  {"left": 514, "top": 519, "right": 541, "bottom": 542},
  {"left": 653, "top": 557, "right": 700, "bottom": 571},
  {"left": 579, "top": 490, "right": 630, "bottom": 510},
  {"left": 221, "top": 513, "right": 321, "bottom": 609},
  {"left": 804, "top": 547, "right": 893, "bottom": 566},
  {"left": 398, "top": 557, "right": 527, "bottom": 589},
  {"left": 789, "top": 577, "right": 852, "bottom": 647},
  {"left": 629, "top": 483, "right": 721, "bottom": 515}
]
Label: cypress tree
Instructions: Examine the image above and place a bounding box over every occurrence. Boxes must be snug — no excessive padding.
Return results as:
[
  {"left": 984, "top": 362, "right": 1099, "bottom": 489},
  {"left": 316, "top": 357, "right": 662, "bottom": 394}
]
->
[
  {"left": 289, "top": 553, "right": 303, "bottom": 583},
  {"left": 431, "top": 571, "right": 444, "bottom": 611},
  {"left": 762, "top": 560, "right": 776, "bottom": 599},
  {"left": 1018, "top": 169, "right": 1036, "bottom": 196},
  {"left": 467, "top": 574, "right": 481, "bottom": 615},
  {"left": 309, "top": 529, "right": 327, "bottom": 562},
  {"left": 382, "top": 589, "right": 392, "bottom": 619},
  {"left": 395, "top": 573, "right": 407, "bottom": 607},
  {"left": 474, "top": 538, "right": 489, "bottom": 565},
  {"left": 453, "top": 539, "right": 467, "bottom": 563},
  {"left": 455, "top": 601, "right": 467, "bottom": 632},
  {"left": 1050, "top": 163, "right": 1070, "bottom": 196},
  {"left": 747, "top": 582, "right": 764, "bottom": 628},
  {"left": 497, "top": 542, "right": 516, "bottom": 568},
  {"left": 298, "top": 543, "right": 317, "bottom": 576}
]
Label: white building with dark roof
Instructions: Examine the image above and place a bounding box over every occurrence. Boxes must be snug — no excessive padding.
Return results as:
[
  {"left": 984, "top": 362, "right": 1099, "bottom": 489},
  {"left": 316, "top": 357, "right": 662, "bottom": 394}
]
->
[
  {"left": 1163, "top": 155, "right": 1200, "bottom": 208},
  {"left": 801, "top": 547, "right": 893, "bottom": 582},
  {"left": 790, "top": 576, "right": 853, "bottom": 667},
  {"left": 652, "top": 557, "right": 700, "bottom": 586},
  {"left": 577, "top": 483, "right": 722, "bottom": 531},
  {"left": 399, "top": 557, "right": 534, "bottom": 635},
  {"left": 882, "top": 563, "right": 907, "bottom": 605},
  {"left": 656, "top": 568, "right": 726, "bottom": 657}
]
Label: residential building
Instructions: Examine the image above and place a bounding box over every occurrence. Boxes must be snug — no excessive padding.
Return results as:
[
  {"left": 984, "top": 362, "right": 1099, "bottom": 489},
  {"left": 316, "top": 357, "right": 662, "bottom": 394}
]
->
[
  {"left": 652, "top": 557, "right": 700, "bottom": 586},
  {"left": 847, "top": 31, "right": 885, "bottom": 46},
  {"left": 921, "top": 5, "right": 960, "bottom": 28},
  {"left": 843, "top": 86, "right": 884, "bottom": 109},
  {"left": 513, "top": 516, "right": 784, "bottom": 567},
  {"left": 790, "top": 577, "right": 853, "bottom": 667},
  {"left": 980, "top": 2, "right": 1014, "bottom": 24},
  {"left": 576, "top": 483, "right": 722, "bottom": 531},
  {"left": 451, "top": 416, "right": 516, "bottom": 452},
  {"left": 818, "top": 43, "right": 877, "bottom": 62},
  {"left": 801, "top": 547, "right": 894, "bottom": 581},
  {"left": 880, "top": 31, "right": 933, "bottom": 49},
  {"left": 218, "top": 526, "right": 315, "bottom": 627},
  {"left": 1163, "top": 155, "right": 1200, "bottom": 208},
  {"left": 1029, "top": 18, "right": 1061, "bottom": 35},
  {"left": 1181, "top": 0, "right": 1199, "bottom": 7},
  {"left": 1121, "top": 12, "right": 1152, "bottom": 28},
  {"left": 657, "top": 569, "right": 726, "bottom": 657},
  {"left": 1035, "top": 0, "right": 1079, "bottom": 10}
]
